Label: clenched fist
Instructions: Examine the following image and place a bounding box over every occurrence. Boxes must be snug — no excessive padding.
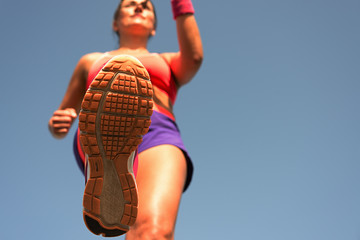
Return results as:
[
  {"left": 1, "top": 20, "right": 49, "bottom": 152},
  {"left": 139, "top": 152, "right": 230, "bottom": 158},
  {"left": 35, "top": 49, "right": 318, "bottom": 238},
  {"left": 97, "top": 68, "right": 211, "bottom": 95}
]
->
[{"left": 48, "top": 108, "right": 77, "bottom": 139}]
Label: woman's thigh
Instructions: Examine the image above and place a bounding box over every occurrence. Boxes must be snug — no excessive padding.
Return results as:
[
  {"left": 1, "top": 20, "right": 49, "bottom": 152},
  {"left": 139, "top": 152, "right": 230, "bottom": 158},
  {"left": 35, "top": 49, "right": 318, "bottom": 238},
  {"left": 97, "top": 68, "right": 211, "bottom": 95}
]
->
[{"left": 126, "top": 144, "right": 187, "bottom": 240}]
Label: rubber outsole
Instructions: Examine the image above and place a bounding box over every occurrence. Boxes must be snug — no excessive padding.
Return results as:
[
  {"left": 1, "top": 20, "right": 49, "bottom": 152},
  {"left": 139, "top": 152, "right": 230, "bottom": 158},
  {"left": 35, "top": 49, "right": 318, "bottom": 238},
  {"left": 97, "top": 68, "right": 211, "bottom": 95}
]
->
[{"left": 78, "top": 55, "right": 153, "bottom": 237}]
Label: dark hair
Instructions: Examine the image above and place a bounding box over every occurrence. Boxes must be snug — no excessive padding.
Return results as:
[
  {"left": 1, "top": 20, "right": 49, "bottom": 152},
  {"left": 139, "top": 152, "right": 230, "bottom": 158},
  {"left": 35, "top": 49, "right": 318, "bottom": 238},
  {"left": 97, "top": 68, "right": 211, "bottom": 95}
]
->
[{"left": 113, "top": 0, "right": 158, "bottom": 37}]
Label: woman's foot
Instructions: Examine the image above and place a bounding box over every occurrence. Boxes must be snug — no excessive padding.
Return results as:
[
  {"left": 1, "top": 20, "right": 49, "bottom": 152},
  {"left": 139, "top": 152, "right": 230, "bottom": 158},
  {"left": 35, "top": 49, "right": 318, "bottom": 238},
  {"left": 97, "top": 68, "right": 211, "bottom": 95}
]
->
[{"left": 78, "top": 55, "right": 153, "bottom": 237}]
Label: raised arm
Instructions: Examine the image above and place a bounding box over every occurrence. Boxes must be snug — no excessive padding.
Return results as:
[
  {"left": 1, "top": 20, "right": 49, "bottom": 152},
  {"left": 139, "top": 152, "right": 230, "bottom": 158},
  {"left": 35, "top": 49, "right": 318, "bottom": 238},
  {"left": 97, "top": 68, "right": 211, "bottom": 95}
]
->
[{"left": 161, "top": 0, "right": 203, "bottom": 86}]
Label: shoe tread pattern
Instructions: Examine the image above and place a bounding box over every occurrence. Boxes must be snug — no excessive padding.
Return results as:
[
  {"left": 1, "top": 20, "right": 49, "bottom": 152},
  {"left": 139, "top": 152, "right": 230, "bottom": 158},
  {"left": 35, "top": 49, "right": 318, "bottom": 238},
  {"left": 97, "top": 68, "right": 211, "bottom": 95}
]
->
[{"left": 78, "top": 55, "right": 153, "bottom": 237}]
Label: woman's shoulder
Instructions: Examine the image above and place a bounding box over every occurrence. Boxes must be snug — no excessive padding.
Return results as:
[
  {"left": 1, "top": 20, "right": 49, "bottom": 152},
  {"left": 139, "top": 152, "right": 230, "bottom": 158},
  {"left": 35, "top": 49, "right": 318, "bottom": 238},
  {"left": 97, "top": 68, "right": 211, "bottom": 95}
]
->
[
  {"left": 158, "top": 52, "right": 178, "bottom": 65},
  {"left": 80, "top": 52, "right": 105, "bottom": 63},
  {"left": 76, "top": 52, "right": 106, "bottom": 71}
]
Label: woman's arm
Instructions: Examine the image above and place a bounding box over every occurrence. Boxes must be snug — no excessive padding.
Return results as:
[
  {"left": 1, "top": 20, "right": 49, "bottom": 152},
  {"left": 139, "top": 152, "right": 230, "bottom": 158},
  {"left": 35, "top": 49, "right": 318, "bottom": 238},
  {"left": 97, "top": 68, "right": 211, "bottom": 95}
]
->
[
  {"left": 48, "top": 52, "right": 101, "bottom": 139},
  {"left": 162, "top": 0, "right": 203, "bottom": 86}
]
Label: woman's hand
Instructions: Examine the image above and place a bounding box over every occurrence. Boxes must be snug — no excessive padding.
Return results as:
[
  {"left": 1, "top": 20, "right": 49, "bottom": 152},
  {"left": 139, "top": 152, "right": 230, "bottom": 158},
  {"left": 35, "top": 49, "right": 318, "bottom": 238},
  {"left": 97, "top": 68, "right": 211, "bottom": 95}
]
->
[{"left": 48, "top": 108, "right": 77, "bottom": 139}]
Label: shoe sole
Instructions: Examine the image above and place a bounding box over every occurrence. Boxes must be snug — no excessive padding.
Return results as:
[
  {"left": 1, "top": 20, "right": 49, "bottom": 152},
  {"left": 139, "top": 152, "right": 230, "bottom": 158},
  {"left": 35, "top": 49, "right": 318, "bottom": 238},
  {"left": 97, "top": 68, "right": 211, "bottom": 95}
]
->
[{"left": 78, "top": 55, "right": 153, "bottom": 237}]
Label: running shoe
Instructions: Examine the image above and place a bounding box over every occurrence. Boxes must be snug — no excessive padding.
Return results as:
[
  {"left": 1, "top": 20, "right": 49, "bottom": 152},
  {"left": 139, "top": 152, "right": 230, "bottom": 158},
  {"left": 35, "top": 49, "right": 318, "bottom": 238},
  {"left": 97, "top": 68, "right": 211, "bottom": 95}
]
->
[{"left": 78, "top": 55, "right": 153, "bottom": 237}]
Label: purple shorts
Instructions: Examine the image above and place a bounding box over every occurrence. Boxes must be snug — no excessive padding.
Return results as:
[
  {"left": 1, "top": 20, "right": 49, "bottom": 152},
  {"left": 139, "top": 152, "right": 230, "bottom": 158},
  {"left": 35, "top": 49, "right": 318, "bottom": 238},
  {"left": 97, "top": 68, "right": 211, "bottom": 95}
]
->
[
  {"left": 138, "top": 111, "right": 193, "bottom": 191},
  {"left": 73, "top": 110, "right": 193, "bottom": 192}
]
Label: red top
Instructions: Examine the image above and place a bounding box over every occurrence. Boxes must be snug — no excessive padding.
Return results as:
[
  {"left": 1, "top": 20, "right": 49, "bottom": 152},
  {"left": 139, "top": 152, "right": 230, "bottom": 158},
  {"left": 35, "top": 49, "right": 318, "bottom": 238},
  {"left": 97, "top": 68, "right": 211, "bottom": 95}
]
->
[{"left": 86, "top": 53, "right": 178, "bottom": 105}]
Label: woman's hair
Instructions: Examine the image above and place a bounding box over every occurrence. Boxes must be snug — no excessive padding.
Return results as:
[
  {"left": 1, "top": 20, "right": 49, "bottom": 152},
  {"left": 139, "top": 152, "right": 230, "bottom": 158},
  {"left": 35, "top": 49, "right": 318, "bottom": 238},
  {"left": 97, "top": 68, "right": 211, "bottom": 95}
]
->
[{"left": 113, "top": 0, "right": 158, "bottom": 37}]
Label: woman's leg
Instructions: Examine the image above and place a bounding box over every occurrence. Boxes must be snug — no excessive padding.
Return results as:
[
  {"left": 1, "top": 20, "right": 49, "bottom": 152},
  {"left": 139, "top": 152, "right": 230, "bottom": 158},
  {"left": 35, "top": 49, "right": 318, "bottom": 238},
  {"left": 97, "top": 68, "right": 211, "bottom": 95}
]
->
[{"left": 126, "top": 144, "right": 187, "bottom": 240}]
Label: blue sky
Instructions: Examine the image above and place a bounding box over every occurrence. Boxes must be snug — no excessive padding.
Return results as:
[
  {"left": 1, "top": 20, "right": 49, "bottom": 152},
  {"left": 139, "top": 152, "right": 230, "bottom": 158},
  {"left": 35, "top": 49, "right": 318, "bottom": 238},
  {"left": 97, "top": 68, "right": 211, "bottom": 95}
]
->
[{"left": 1, "top": 0, "right": 360, "bottom": 239}]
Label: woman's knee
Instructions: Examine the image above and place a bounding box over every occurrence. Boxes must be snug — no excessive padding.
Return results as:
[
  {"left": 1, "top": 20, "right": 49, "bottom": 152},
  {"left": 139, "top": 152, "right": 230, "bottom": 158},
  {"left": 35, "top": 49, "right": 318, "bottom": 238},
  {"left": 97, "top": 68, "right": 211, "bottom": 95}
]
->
[{"left": 128, "top": 217, "right": 174, "bottom": 240}]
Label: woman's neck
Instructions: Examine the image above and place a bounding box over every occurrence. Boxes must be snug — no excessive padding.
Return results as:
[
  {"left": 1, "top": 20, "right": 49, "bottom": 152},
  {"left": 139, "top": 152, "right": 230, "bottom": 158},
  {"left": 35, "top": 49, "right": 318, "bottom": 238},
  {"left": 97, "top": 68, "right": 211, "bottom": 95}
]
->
[
  {"left": 114, "top": 47, "right": 149, "bottom": 55},
  {"left": 109, "top": 48, "right": 150, "bottom": 57},
  {"left": 118, "top": 34, "right": 149, "bottom": 53}
]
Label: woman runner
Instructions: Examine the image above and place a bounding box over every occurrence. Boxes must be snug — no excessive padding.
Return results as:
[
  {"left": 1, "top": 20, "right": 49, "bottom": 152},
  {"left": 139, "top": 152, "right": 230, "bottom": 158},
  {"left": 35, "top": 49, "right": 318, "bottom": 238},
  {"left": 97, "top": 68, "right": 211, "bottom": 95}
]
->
[{"left": 48, "top": 0, "right": 203, "bottom": 239}]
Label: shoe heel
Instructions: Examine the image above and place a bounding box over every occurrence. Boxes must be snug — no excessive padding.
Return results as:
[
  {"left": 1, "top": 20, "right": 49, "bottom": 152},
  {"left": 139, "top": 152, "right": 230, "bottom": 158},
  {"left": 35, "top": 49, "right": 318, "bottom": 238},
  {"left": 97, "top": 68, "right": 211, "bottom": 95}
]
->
[{"left": 79, "top": 55, "right": 153, "bottom": 237}]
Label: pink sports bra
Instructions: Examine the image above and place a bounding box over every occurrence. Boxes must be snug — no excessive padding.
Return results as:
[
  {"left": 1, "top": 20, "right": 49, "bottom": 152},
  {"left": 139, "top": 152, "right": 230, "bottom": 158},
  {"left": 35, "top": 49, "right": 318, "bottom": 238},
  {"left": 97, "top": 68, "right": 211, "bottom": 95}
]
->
[{"left": 86, "top": 53, "right": 178, "bottom": 105}]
